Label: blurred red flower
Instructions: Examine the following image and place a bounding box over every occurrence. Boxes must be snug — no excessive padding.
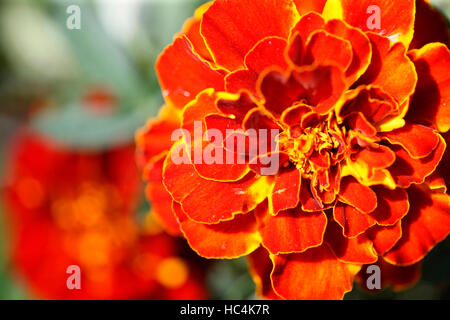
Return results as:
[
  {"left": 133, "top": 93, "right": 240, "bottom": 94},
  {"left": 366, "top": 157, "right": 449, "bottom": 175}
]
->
[
  {"left": 3, "top": 131, "right": 208, "bottom": 300},
  {"left": 137, "top": 0, "right": 450, "bottom": 299}
]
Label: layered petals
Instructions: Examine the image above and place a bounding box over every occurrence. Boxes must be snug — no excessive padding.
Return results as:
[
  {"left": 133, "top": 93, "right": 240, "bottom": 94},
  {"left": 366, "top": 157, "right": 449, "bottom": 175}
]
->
[
  {"left": 333, "top": 203, "right": 376, "bottom": 238},
  {"left": 268, "top": 167, "right": 301, "bottom": 215},
  {"left": 163, "top": 141, "right": 271, "bottom": 224},
  {"left": 156, "top": 36, "right": 225, "bottom": 109},
  {"left": 357, "top": 33, "right": 417, "bottom": 105},
  {"left": 138, "top": 0, "right": 450, "bottom": 300},
  {"left": 384, "top": 186, "right": 450, "bottom": 266},
  {"left": 326, "top": 221, "right": 378, "bottom": 264},
  {"left": 323, "top": 0, "right": 416, "bottom": 48},
  {"left": 408, "top": 43, "right": 450, "bottom": 133},
  {"left": 173, "top": 202, "right": 261, "bottom": 259},
  {"left": 338, "top": 176, "right": 377, "bottom": 214},
  {"left": 201, "top": 0, "right": 300, "bottom": 71},
  {"left": 271, "top": 246, "right": 361, "bottom": 300},
  {"left": 259, "top": 206, "right": 327, "bottom": 254}
]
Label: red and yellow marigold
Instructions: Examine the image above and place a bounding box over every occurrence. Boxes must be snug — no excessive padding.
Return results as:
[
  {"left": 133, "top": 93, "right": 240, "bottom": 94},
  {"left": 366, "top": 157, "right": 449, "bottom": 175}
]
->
[
  {"left": 3, "top": 131, "right": 208, "bottom": 300},
  {"left": 136, "top": 0, "right": 450, "bottom": 299}
]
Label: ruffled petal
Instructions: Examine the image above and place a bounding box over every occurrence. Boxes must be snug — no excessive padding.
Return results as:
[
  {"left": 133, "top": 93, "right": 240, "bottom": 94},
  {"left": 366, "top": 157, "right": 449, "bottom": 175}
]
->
[
  {"left": 408, "top": 43, "right": 450, "bottom": 133},
  {"left": 173, "top": 202, "right": 261, "bottom": 259},
  {"left": 304, "top": 30, "right": 353, "bottom": 71},
  {"left": 269, "top": 167, "right": 301, "bottom": 215},
  {"left": 299, "top": 179, "right": 325, "bottom": 211},
  {"left": 136, "top": 104, "right": 181, "bottom": 170},
  {"left": 201, "top": 0, "right": 299, "bottom": 71},
  {"left": 325, "top": 19, "right": 372, "bottom": 83},
  {"left": 333, "top": 203, "right": 376, "bottom": 238},
  {"left": 259, "top": 65, "right": 347, "bottom": 117},
  {"left": 293, "top": 0, "right": 327, "bottom": 15},
  {"left": 145, "top": 155, "right": 181, "bottom": 236},
  {"left": 384, "top": 186, "right": 450, "bottom": 266},
  {"left": 216, "top": 91, "right": 258, "bottom": 123},
  {"left": 338, "top": 176, "right": 377, "bottom": 213},
  {"left": 177, "top": 1, "right": 214, "bottom": 61},
  {"left": 323, "top": 0, "right": 416, "bottom": 48},
  {"left": 369, "top": 186, "right": 409, "bottom": 226},
  {"left": 271, "top": 246, "right": 361, "bottom": 299},
  {"left": 352, "top": 145, "right": 395, "bottom": 170},
  {"left": 388, "top": 135, "right": 446, "bottom": 188},
  {"left": 382, "top": 123, "right": 440, "bottom": 159},
  {"left": 358, "top": 259, "right": 421, "bottom": 291},
  {"left": 226, "top": 37, "right": 288, "bottom": 97},
  {"left": 357, "top": 33, "right": 417, "bottom": 105},
  {"left": 156, "top": 36, "right": 225, "bottom": 109},
  {"left": 247, "top": 246, "right": 281, "bottom": 299},
  {"left": 366, "top": 222, "right": 402, "bottom": 255},
  {"left": 163, "top": 141, "right": 271, "bottom": 224},
  {"left": 260, "top": 205, "right": 327, "bottom": 254},
  {"left": 326, "top": 221, "right": 378, "bottom": 264}
]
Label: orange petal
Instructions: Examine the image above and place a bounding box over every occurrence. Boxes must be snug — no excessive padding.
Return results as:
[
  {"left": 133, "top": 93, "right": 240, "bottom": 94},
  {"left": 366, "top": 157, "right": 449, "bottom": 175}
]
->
[
  {"left": 356, "top": 33, "right": 417, "bottom": 105},
  {"left": 245, "top": 37, "right": 289, "bottom": 74},
  {"left": 293, "top": 0, "right": 327, "bottom": 15},
  {"left": 326, "top": 220, "right": 378, "bottom": 264},
  {"left": 436, "top": 132, "right": 450, "bottom": 189},
  {"left": 156, "top": 36, "right": 224, "bottom": 109},
  {"left": 338, "top": 86, "right": 395, "bottom": 125},
  {"left": 177, "top": 1, "right": 214, "bottom": 61},
  {"left": 382, "top": 123, "right": 440, "bottom": 159},
  {"left": 145, "top": 156, "right": 181, "bottom": 236},
  {"left": 259, "top": 65, "right": 347, "bottom": 117},
  {"left": 216, "top": 91, "right": 258, "bottom": 123},
  {"left": 388, "top": 135, "right": 446, "bottom": 188},
  {"left": 338, "top": 176, "right": 377, "bottom": 213},
  {"left": 201, "top": 0, "right": 299, "bottom": 71},
  {"left": 173, "top": 202, "right": 260, "bottom": 259},
  {"left": 369, "top": 187, "right": 409, "bottom": 226},
  {"left": 325, "top": 19, "right": 372, "bottom": 83},
  {"left": 323, "top": 0, "right": 416, "bottom": 48},
  {"left": 299, "top": 179, "right": 325, "bottom": 212},
  {"left": 384, "top": 186, "right": 450, "bottom": 266},
  {"left": 225, "top": 71, "right": 260, "bottom": 98},
  {"left": 408, "top": 43, "right": 450, "bottom": 133},
  {"left": 191, "top": 140, "right": 251, "bottom": 182},
  {"left": 410, "top": 0, "right": 450, "bottom": 50},
  {"left": 269, "top": 167, "right": 301, "bottom": 215},
  {"left": 290, "top": 12, "right": 325, "bottom": 47},
  {"left": 247, "top": 246, "right": 281, "bottom": 299},
  {"left": 366, "top": 222, "right": 402, "bottom": 255},
  {"left": 260, "top": 206, "right": 327, "bottom": 254},
  {"left": 226, "top": 37, "right": 288, "bottom": 98},
  {"left": 304, "top": 30, "right": 353, "bottom": 71},
  {"left": 136, "top": 104, "right": 181, "bottom": 168},
  {"left": 146, "top": 183, "right": 180, "bottom": 236},
  {"left": 333, "top": 203, "right": 376, "bottom": 238},
  {"left": 353, "top": 145, "right": 396, "bottom": 170},
  {"left": 281, "top": 104, "right": 312, "bottom": 127},
  {"left": 345, "top": 112, "right": 377, "bottom": 137},
  {"left": 358, "top": 259, "right": 421, "bottom": 291},
  {"left": 163, "top": 142, "right": 271, "bottom": 224},
  {"left": 271, "top": 246, "right": 361, "bottom": 299},
  {"left": 181, "top": 89, "right": 220, "bottom": 133}
]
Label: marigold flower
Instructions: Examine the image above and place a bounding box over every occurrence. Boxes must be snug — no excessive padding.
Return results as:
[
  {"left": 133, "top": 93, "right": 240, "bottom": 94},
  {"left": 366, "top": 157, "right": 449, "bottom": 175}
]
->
[
  {"left": 136, "top": 0, "right": 450, "bottom": 299},
  {"left": 3, "top": 131, "right": 207, "bottom": 300}
]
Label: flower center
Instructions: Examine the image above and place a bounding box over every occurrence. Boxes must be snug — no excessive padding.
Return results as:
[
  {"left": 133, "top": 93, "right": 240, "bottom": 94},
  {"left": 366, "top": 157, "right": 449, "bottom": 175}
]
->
[{"left": 278, "top": 117, "right": 345, "bottom": 176}]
